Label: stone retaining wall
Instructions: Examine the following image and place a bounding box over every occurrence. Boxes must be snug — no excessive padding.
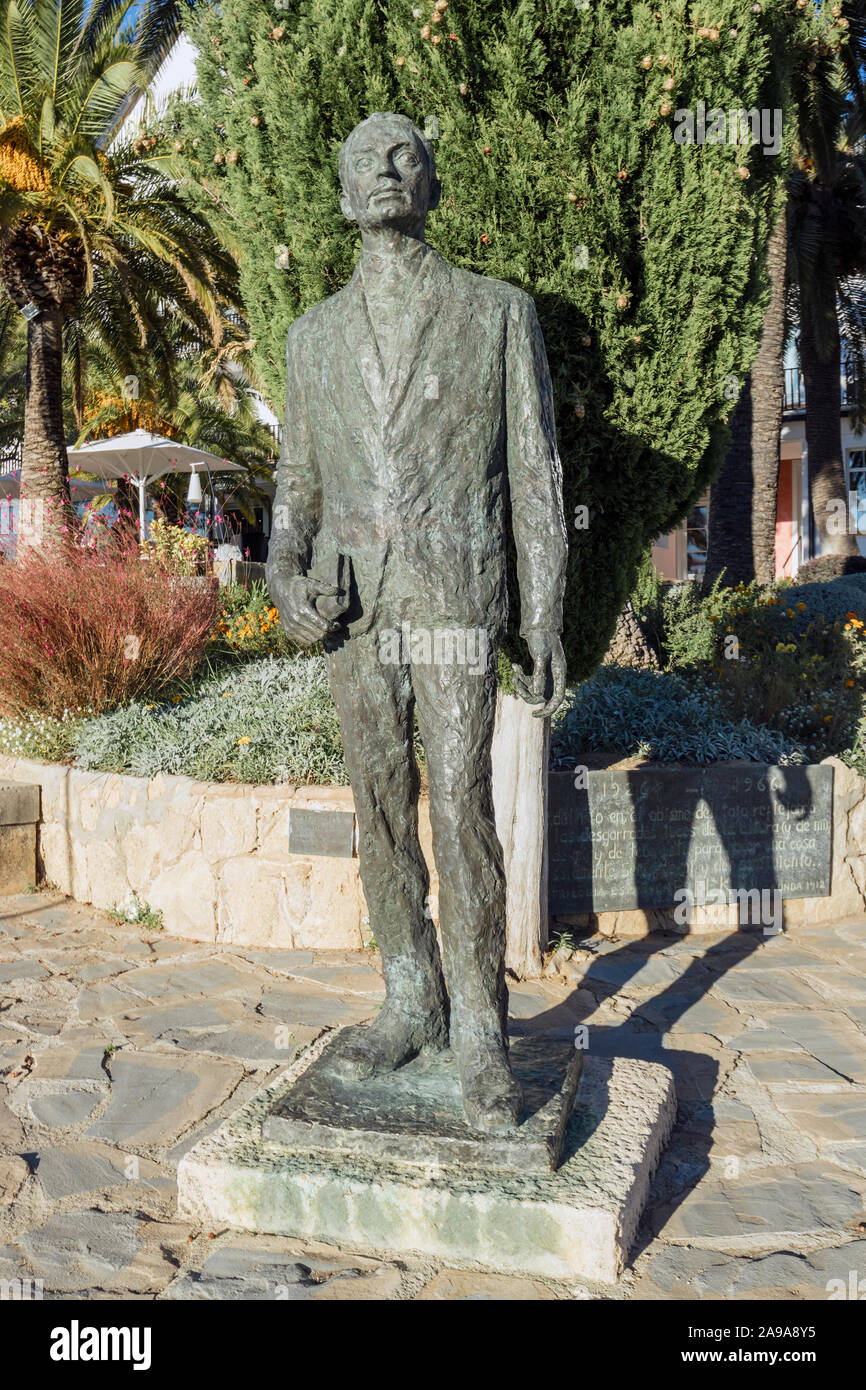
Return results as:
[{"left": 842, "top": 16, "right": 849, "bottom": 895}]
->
[
  {"left": 0, "top": 755, "right": 428, "bottom": 950},
  {"left": 1, "top": 751, "right": 863, "bottom": 952}
]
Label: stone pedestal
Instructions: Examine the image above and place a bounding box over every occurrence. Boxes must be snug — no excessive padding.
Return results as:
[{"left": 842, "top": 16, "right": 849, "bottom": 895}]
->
[
  {"left": 178, "top": 1040, "right": 675, "bottom": 1285},
  {"left": 0, "top": 783, "right": 39, "bottom": 895}
]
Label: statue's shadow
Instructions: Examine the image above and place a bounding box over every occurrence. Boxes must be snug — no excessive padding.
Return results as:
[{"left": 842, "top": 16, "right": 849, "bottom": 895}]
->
[{"left": 508, "top": 924, "right": 789, "bottom": 1261}]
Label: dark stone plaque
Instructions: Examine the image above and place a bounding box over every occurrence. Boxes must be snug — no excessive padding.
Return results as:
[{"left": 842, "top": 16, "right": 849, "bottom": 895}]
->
[
  {"left": 548, "top": 764, "right": 833, "bottom": 914},
  {"left": 263, "top": 1034, "right": 583, "bottom": 1173},
  {"left": 288, "top": 807, "right": 355, "bottom": 858}
]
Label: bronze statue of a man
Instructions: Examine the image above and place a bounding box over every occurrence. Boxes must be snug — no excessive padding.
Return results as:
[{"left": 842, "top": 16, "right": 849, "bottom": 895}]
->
[{"left": 268, "top": 112, "right": 567, "bottom": 1133}]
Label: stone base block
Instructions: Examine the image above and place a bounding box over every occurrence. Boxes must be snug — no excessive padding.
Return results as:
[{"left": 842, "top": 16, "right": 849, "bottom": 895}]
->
[
  {"left": 0, "top": 823, "right": 37, "bottom": 895},
  {"left": 178, "top": 1048, "right": 676, "bottom": 1284}
]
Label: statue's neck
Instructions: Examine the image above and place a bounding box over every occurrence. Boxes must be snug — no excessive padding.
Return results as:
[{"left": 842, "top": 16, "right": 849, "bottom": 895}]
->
[{"left": 358, "top": 227, "right": 428, "bottom": 264}]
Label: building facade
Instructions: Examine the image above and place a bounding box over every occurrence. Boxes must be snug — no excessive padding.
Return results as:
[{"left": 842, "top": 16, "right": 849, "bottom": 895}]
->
[{"left": 652, "top": 360, "right": 865, "bottom": 582}]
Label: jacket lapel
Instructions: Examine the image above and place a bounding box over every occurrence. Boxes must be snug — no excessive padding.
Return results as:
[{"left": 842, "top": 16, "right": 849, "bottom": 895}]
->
[
  {"left": 334, "top": 249, "right": 450, "bottom": 425},
  {"left": 336, "top": 270, "right": 385, "bottom": 416},
  {"left": 383, "top": 249, "right": 446, "bottom": 418}
]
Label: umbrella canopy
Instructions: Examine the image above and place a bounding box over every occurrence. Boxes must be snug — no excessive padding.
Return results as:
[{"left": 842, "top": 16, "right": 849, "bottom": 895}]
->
[{"left": 67, "top": 430, "right": 245, "bottom": 537}]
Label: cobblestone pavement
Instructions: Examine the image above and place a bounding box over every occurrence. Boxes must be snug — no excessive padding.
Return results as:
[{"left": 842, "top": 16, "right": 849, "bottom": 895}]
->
[{"left": 1, "top": 891, "right": 866, "bottom": 1301}]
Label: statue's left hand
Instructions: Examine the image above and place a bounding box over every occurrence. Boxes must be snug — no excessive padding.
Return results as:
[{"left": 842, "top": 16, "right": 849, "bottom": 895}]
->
[{"left": 513, "top": 631, "right": 567, "bottom": 719}]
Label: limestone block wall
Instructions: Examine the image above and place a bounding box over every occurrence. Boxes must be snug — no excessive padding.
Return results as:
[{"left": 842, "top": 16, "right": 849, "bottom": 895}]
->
[
  {"left": 0, "top": 754, "right": 438, "bottom": 950},
  {"left": 1, "top": 752, "right": 863, "bottom": 949}
]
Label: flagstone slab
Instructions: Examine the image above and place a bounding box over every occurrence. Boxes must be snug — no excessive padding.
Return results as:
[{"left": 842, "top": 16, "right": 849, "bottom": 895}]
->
[
  {"left": 84, "top": 1052, "right": 243, "bottom": 1148},
  {"left": 574, "top": 955, "right": 686, "bottom": 992},
  {"left": 116, "top": 961, "right": 255, "bottom": 1003},
  {"left": 746, "top": 1053, "right": 852, "bottom": 1086},
  {"left": 259, "top": 986, "right": 374, "bottom": 1029},
  {"left": 635, "top": 992, "right": 743, "bottom": 1039},
  {"left": 633, "top": 1238, "right": 866, "bottom": 1300},
  {"left": 728, "top": 1012, "right": 866, "bottom": 1079},
  {"left": 29, "top": 1091, "right": 104, "bottom": 1129},
  {"left": 774, "top": 1093, "right": 866, "bottom": 1143},
  {"left": 711, "top": 971, "right": 826, "bottom": 1007},
  {"left": 0, "top": 1211, "right": 186, "bottom": 1294},
  {"left": 279, "top": 964, "right": 385, "bottom": 996},
  {"left": 73, "top": 983, "right": 143, "bottom": 1022},
  {"left": 656, "top": 1162, "right": 866, "bottom": 1250},
  {"left": 119, "top": 999, "right": 247, "bottom": 1039},
  {"left": 172, "top": 1024, "right": 321, "bottom": 1065},
  {"left": 77, "top": 958, "right": 136, "bottom": 983},
  {"left": 0, "top": 960, "right": 50, "bottom": 983},
  {"left": 30, "top": 1145, "right": 171, "bottom": 1200},
  {"left": 238, "top": 950, "right": 316, "bottom": 971}
]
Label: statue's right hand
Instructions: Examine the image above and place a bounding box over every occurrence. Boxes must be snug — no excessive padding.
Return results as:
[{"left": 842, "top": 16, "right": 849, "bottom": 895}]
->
[{"left": 271, "top": 573, "right": 344, "bottom": 647}]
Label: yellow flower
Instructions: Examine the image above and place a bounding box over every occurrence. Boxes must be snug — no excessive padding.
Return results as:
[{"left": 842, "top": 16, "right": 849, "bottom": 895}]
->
[
  {"left": 824, "top": 715, "right": 832, "bottom": 723},
  {"left": 237, "top": 735, "right": 251, "bottom": 745},
  {"left": 797, "top": 602, "right": 806, "bottom": 612},
  {"left": 172, "top": 696, "right": 182, "bottom": 704}
]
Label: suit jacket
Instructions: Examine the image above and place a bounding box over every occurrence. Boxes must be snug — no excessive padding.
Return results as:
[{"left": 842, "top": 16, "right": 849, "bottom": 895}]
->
[{"left": 267, "top": 244, "right": 567, "bottom": 642}]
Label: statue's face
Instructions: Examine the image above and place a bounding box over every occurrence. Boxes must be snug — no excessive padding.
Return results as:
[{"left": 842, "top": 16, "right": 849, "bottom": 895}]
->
[{"left": 340, "top": 119, "right": 440, "bottom": 234}]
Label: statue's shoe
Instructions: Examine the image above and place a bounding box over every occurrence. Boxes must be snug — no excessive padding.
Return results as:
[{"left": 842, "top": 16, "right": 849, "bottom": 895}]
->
[
  {"left": 459, "top": 1044, "right": 523, "bottom": 1134},
  {"left": 326, "top": 1005, "right": 449, "bottom": 1080}
]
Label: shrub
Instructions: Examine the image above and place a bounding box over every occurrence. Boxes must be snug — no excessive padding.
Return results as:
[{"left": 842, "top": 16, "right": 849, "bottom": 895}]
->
[
  {"left": 0, "top": 543, "right": 220, "bottom": 718},
  {"left": 550, "top": 666, "right": 803, "bottom": 766},
  {"left": 795, "top": 554, "right": 866, "bottom": 584},
  {"left": 141, "top": 519, "right": 211, "bottom": 576},
  {"left": 72, "top": 653, "right": 348, "bottom": 784},
  {"left": 211, "top": 580, "right": 298, "bottom": 661},
  {"left": 0, "top": 708, "right": 82, "bottom": 762}
]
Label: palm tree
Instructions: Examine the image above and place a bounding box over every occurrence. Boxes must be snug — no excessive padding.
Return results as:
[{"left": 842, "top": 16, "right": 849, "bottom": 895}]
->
[
  {"left": 707, "top": 5, "right": 866, "bottom": 582},
  {"left": 78, "top": 311, "right": 279, "bottom": 529},
  {"left": 0, "top": 0, "right": 239, "bottom": 545}
]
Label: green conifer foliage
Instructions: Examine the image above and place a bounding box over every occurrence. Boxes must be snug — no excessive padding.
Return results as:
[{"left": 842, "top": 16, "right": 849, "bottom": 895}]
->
[{"left": 169, "top": 0, "right": 802, "bottom": 681}]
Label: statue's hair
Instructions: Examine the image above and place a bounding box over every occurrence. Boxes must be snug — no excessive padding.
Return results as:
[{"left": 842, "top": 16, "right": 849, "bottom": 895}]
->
[{"left": 338, "top": 112, "right": 436, "bottom": 189}]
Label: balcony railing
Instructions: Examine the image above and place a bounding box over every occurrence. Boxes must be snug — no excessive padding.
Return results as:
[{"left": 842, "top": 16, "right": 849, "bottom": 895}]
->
[{"left": 783, "top": 360, "right": 858, "bottom": 413}]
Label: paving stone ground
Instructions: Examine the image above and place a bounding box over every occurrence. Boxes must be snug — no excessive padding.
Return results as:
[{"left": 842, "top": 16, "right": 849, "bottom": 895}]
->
[{"left": 2, "top": 891, "right": 866, "bottom": 1301}]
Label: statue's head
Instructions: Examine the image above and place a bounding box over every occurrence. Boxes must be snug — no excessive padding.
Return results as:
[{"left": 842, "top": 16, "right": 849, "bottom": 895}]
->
[{"left": 339, "top": 112, "right": 441, "bottom": 237}]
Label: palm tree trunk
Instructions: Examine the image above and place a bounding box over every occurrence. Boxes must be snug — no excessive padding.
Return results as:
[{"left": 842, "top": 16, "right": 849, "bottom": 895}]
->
[
  {"left": 19, "top": 306, "right": 73, "bottom": 548},
  {"left": 704, "top": 376, "right": 754, "bottom": 586},
  {"left": 752, "top": 205, "right": 788, "bottom": 585},
  {"left": 801, "top": 288, "right": 859, "bottom": 558}
]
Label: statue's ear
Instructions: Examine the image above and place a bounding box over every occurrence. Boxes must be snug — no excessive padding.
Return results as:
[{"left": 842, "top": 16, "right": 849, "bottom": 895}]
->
[
  {"left": 428, "top": 178, "right": 442, "bottom": 213},
  {"left": 340, "top": 190, "right": 357, "bottom": 222}
]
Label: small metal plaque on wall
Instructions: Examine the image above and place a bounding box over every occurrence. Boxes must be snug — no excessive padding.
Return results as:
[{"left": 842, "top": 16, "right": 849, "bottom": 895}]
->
[{"left": 288, "top": 808, "right": 356, "bottom": 858}]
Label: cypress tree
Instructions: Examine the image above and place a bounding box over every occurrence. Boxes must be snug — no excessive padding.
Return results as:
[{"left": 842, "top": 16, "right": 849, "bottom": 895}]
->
[{"left": 167, "top": 0, "right": 801, "bottom": 680}]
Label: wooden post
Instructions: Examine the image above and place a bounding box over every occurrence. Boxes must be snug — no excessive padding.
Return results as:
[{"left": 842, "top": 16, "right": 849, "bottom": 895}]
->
[{"left": 491, "top": 690, "right": 550, "bottom": 979}]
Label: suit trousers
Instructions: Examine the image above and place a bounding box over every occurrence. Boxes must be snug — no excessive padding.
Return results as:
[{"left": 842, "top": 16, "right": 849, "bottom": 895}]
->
[{"left": 326, "top": 621, "right": 508, "bottom": 1053}]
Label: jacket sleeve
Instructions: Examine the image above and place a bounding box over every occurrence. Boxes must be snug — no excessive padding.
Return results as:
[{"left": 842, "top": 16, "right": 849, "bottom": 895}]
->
[
  {"left": 505, "top": 292, "right": 568, "bottom": 636},
  {"left": 266, "top": 325, "right": 321, "bottom": 588}
]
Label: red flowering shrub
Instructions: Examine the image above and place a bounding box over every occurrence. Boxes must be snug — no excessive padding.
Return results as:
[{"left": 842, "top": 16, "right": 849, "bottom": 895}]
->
[{"left": 0, "top": 541, "right": 219, "bottom": 717}]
